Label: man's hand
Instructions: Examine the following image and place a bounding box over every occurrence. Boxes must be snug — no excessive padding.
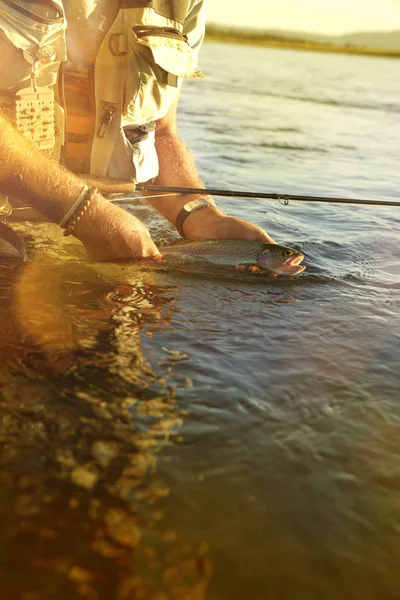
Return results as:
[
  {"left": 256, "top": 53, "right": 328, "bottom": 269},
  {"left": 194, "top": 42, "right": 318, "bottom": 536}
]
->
[
  {"left": 73, "top": 195, "right": 160, "bottom": 261},
  {"left": 182, "top": 207, "right": 276, "bottom": 244}
]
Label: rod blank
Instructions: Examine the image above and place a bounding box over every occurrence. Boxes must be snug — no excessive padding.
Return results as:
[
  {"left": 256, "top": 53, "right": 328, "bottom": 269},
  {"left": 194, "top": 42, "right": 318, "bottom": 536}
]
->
[{"left": 134, "top": 184, "right": 400, "bottom": 207}]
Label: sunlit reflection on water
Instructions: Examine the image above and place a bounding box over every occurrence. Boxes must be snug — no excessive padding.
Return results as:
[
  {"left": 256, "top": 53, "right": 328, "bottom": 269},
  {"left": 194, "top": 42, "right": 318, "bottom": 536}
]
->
[{"left": 0, "top": 242, "right": 211, "bottom": 600}]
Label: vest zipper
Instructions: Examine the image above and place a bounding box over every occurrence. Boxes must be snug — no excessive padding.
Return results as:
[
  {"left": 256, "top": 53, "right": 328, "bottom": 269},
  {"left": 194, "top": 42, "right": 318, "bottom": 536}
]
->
[
  {"left": 132, "top": 26, "right": 188, "bottom": 44},
  {"left": 58, "top": 61, "right": 67, "bottom": 164},
  {"left": 97, "top": 103, "right": 116, "bottom": 139},
  {"left": 86, "top": 65, "right": 96, "bottom": 171}
]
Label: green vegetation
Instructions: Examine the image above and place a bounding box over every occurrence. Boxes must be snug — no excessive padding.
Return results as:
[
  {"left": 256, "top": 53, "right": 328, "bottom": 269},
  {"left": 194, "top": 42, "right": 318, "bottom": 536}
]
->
[{"left": 205, "top": 24, "right": 400, "bottom": 58}]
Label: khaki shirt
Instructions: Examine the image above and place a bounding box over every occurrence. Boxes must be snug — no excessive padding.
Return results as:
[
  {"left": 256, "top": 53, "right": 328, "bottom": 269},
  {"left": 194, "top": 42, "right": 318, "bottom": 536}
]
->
[{"left": 0, "top": 0, "right": 206, "bottom": 180}]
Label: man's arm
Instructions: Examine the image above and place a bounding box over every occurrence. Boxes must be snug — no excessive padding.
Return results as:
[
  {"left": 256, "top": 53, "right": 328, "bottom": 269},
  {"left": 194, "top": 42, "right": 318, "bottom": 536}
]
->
[
  {"left": 0, "top": 111, "right": 159, "bottom": 260},
  {"left": 147, "top": 96, "right": 276, "bottom": 243}
]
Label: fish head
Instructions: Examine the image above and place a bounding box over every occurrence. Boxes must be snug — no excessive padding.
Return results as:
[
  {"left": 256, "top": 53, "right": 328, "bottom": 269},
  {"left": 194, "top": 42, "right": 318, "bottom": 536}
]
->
[{"left": 257, "top": 244, "right": 305, "bottom": 276}]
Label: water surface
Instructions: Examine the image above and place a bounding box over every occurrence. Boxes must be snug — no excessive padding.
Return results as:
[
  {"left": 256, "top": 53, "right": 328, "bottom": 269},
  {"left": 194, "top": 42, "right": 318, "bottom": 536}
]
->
[{"left": 1, "top": 43, "right": 400, "bottom": 599}]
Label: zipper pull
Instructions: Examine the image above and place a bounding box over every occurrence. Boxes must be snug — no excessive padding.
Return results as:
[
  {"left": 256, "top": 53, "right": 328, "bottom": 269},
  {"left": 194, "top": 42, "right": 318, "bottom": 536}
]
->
[{"left": 98, "top": 104, "right": 116, "bottom": 138}]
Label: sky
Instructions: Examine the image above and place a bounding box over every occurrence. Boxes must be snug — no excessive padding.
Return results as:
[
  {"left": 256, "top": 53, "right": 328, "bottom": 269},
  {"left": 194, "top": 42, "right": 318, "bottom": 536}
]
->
[{"left": 206, "top": 0, "right": 400, "bottom": 36}]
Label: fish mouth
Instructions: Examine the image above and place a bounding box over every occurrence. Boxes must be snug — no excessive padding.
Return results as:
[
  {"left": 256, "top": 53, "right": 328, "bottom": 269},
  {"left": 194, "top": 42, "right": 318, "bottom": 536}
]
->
[
  {"left": 271, "top": 253, "right": 305, "bottom": 276},
  {"left": 284, "top": 253, "right": 304, "bottom": 268}
]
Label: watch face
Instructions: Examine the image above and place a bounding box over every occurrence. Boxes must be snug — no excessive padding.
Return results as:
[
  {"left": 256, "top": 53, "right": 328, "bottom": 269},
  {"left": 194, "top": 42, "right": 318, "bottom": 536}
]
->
[{"left": 184, "top": 198, "right": 208, "bottom": 211}]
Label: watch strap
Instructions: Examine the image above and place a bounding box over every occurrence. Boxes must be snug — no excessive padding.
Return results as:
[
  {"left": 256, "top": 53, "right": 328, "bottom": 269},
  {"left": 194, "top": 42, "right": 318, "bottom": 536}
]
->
[{"left": 176, "top": 198, "right": 211, "bottom": 237}]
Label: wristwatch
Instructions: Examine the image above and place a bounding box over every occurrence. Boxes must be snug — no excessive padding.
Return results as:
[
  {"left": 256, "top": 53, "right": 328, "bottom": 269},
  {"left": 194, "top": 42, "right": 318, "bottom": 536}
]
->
[{"left": 176, "top": 197, "right": 211, "bottom": 237}]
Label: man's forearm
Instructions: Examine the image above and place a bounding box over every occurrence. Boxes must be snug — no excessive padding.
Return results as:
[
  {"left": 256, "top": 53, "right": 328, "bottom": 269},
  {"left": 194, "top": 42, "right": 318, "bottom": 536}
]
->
[
  {"left": 147, "top": 128, "right": 221, "bottom": 228},
  {"left": 0, "top": 112, "right": 161, "bottom": 259},
  {"left": 0, "top": 112, "right": 90, "bottom": 222}
]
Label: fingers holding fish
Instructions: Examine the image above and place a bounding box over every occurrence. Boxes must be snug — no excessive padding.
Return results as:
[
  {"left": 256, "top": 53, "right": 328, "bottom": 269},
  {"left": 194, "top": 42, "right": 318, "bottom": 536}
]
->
[
  {"left": 234, "top": 265, "right": 268, "bottom": 276},
  {"left": 180, "top": 210, "right": 276, "bottom": 244}
]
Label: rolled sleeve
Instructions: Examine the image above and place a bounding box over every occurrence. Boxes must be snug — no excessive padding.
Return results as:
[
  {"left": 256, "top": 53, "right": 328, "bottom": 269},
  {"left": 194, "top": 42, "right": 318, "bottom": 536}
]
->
[{"left": 183, "top": 0, "right": 206, "bottom": 60}]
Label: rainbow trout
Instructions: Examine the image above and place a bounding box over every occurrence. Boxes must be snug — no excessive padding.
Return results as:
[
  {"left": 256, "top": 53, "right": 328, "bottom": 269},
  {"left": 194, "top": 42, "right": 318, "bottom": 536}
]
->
[{"left": 160, "top": 239, "right": 305, "bottom": 276}]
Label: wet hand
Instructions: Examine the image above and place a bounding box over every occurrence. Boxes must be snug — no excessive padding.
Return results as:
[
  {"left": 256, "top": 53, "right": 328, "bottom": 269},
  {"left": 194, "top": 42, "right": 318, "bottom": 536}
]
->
[
  {"left": 73, "top": 195, "right": 161, "bottom": 261},
  {"left": 182, "top": 208, "right": 276, "bottom": 244}
]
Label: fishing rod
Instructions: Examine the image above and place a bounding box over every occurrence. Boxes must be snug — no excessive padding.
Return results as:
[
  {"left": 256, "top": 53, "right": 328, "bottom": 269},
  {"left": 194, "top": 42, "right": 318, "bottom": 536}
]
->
[{"left": 126, "top": 184, "right": 400, "bottom": 207}]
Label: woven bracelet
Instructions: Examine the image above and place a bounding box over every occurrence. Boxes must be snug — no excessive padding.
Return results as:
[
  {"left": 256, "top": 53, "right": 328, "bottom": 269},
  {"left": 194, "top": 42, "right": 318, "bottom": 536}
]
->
[{"left": 62, "top": 188, "right": 98, "bottom": 237}]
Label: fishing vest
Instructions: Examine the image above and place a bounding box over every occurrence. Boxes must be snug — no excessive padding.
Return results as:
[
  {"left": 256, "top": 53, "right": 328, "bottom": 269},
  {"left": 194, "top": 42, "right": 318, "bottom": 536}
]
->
[{"left": 0, "top": 0, "right": 204, "bottom": 182}]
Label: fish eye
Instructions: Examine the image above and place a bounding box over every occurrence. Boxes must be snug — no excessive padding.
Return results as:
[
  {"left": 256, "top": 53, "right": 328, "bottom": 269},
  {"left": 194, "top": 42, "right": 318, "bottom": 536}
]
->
[{"left": 283, "top": 249, "right": 293, "bottom": 257}]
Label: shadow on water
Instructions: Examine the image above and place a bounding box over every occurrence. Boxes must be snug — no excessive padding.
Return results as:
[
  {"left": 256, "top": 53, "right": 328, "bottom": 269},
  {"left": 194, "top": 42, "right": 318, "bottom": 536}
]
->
[{"left": 168, "top": 384, "right": 400, "bottom": 600}]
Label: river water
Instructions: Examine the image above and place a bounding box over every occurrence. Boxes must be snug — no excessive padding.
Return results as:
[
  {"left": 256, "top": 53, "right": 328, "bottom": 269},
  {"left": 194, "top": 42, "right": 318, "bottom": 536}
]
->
[{"left": 1, "top": 42, "right": 400, "bottom": 599}]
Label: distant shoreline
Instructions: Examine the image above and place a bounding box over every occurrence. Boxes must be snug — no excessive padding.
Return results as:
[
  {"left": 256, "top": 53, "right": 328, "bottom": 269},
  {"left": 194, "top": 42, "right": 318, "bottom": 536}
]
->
[{"left": 204, "top": 31, "right": 400, "bottom": 59}]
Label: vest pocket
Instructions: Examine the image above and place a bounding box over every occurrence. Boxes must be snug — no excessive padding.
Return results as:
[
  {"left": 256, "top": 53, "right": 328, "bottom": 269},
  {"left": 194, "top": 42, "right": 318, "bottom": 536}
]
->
[
  {"left": 125, "top": 25, "right": 204, "bottom": 124},
  {"left": 0, "top": 1, "right": 66, "bottom": 91}
]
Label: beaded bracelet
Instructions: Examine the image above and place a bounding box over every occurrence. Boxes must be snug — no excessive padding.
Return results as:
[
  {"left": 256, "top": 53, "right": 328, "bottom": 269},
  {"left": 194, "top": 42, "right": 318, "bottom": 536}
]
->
[{"left": 62, "top": 188, "right": 98, "bottom": 237}]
